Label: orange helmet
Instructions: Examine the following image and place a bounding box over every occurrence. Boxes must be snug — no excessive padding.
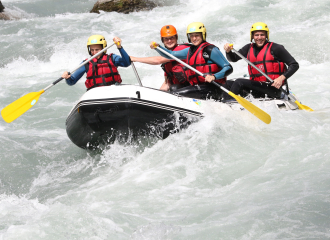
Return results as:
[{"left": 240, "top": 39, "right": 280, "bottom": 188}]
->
[{"left": 160, "top": 25, "right": 178, "bottom": 42}]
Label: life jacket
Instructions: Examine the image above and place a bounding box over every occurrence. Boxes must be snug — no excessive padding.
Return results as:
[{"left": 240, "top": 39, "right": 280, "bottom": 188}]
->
[
  {"left": 161, "top": 44, "right": 190, "bottom": 84},
  {"left": 85, "top": 53, "right": 122, "bottom": 89},
  {"left": 185, "top": 42, "right": 226, "bottom": 85},
  {"left": 247, "top": 42, "right": 286, "bottom": 84}
]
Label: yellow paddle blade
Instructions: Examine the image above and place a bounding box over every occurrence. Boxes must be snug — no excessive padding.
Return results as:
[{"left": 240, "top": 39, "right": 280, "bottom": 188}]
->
[
  {"left": 295, "top": 100, "right": 314, "bottom": 112},
  {"left": 228, "top": 92, "right": 271, "bottom": 124},
  {"left": 1, "top": 90, "right": 45, "bottom": 123}
]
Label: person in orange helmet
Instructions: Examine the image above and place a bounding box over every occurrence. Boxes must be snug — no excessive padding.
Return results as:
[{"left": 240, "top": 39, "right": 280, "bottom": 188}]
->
[
  {"left": 130, "top": 25, "right": 190, "bottom": 91},
  {"left": 150, "top": 22, "right": 233, "bottom": 101}
]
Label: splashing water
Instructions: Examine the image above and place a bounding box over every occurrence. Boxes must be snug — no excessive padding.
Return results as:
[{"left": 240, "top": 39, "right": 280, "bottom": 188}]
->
[{"left": 1, "top": 0, "right": 330, "bottom": 239}]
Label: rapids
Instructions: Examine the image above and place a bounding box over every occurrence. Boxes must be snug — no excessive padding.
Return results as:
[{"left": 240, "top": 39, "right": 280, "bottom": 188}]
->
[{"left": 1, "top": 0, "right": 330, "bottom": 239}]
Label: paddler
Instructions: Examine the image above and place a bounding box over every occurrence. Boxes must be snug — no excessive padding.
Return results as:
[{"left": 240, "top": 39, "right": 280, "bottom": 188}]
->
[
  {"left": 150, "top": 22, "right": 233, "bottom": 100},
  {"left": 62, "top": 35, "right": 131, "bottom": 90},
  {"left": 223, "top": 22, "right": 299, "bottom": 100},
  {"left": 130, "top": 25, "right": 190, "bottom": 91}
]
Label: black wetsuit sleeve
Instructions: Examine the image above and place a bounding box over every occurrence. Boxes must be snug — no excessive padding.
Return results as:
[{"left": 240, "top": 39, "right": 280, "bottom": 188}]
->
[
  {"left": 226, "top": 44, "right": 251, "bottom": 62},
  {"left": 271, "top": 43, "right": 299, "bottom": 79}
]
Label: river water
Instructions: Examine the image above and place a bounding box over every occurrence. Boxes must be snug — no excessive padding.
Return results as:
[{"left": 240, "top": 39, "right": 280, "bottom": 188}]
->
[{"left": 1, "top": 0, "right": 330, "bottom": 239}]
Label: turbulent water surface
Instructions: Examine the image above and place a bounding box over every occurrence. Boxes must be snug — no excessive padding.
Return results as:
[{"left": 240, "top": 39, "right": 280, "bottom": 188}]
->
[{"left": 1, "top": 0, "right": 330, "bottom": 239}]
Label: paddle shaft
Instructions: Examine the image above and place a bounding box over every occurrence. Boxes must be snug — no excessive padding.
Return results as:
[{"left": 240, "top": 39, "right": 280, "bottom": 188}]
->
[
  {"left": 43, "top": 42, "right": 116, "bottom": 92},
  {"left": 155, "top": 46, "right": 230, "bottom": 93},
  {"left": 230, "top": 48, "right": 296, "bottom": 101},
  {"left": 131, "top": 62, "right": 143, "bottom": 86}
]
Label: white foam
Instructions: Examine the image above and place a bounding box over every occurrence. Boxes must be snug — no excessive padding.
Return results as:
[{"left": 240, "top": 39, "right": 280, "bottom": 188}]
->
[{"left": 1, "top": 1, "right": 330, "bottom": 239}]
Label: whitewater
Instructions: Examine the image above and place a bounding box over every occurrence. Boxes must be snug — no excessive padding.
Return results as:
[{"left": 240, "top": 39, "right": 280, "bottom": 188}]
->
[{"left": 1, "top": 0, "right": 330, "bottom": 239}]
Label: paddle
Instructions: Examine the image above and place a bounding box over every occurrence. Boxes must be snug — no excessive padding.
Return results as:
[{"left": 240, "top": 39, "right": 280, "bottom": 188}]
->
[
  {"left": 153, "top": 43, "right": 271, "bottom": 124},
  {"left": 229, "top": 44, "right": 313, "bottom": 112},
  {"left": 1, "top": 42, "right": 116, "bottom": 123}
]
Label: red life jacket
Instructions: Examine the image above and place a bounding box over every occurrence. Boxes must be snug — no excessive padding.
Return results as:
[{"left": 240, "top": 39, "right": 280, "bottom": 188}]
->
[
  {"left": 247, "top": 42, "right": 286, "bottom": 84},
  {"left": 85, "top": 53, "right": 122, "bottom": 89},
  {"left": 161, "top": 44, "right": 190, "bottom": 84},
  {"left": 186, "top": 42, "right": 226, "bottom": 85}
]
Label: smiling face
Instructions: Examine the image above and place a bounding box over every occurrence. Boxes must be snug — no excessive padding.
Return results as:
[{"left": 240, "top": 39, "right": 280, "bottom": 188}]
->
[
  {"left": 163, "top": 35, "right": 178, "bottom": 50},
  {"left": 253, "top": 31, "right": 267, "bottom": 47},
  {"left": 189, "top": 32, "right": 203, "bottom": 46}
]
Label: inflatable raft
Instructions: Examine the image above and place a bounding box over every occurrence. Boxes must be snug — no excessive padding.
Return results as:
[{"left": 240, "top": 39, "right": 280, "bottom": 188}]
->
[{"left": 65, "top": 84, "right": 298, "bottom": 149}]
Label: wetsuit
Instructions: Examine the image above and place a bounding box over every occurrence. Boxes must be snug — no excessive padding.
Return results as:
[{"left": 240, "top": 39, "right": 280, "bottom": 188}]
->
[
  {"left": 156, "top": 42, "right": 233, "bottom": 100},
  {"left": 225, "top": 41, "right": 299, "bottom": 99},
  {"left": 65, "top": 47, "right": 131, "bottom": 86},
  {"left": 157, "top": 43, "right": 232, "bottom": 81}
]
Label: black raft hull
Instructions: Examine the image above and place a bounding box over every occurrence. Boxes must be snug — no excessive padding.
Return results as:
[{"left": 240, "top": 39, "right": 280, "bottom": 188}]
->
[{"left": 65, "top": 85, "right": 203, "bottom": 149}]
